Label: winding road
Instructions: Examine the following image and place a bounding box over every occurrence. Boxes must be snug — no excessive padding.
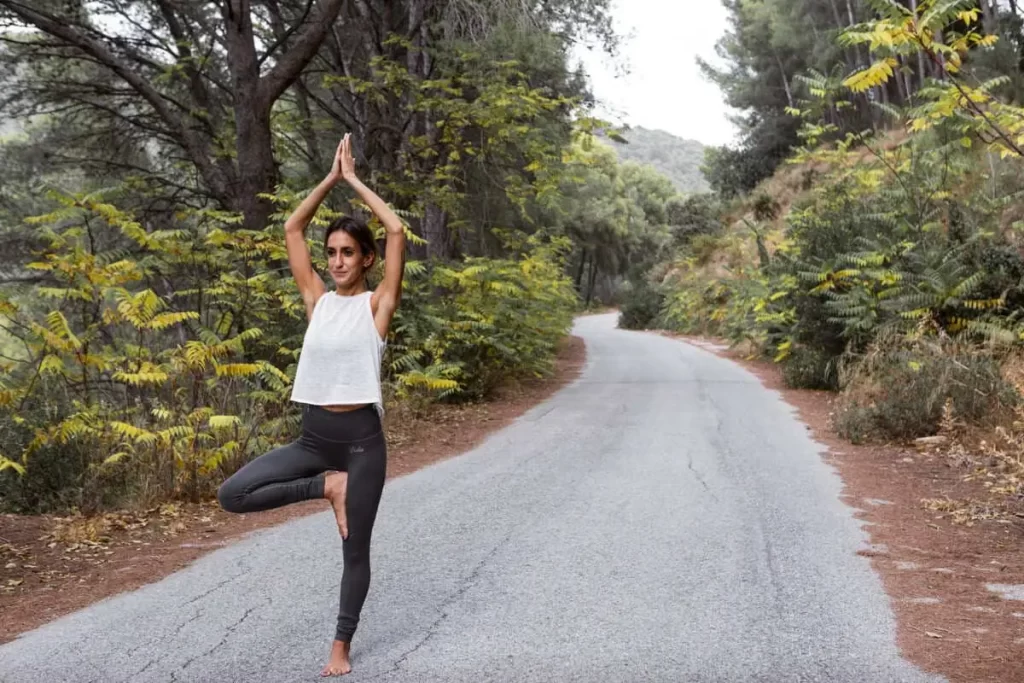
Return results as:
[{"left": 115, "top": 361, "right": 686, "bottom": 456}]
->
[{"left": 0, "top": 313, "right": 944, "bottom": 682}]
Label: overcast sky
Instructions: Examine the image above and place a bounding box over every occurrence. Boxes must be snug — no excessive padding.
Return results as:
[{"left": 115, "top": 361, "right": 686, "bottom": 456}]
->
[{"left": 570, "top": 0, "right": 739, "bottom": 148}]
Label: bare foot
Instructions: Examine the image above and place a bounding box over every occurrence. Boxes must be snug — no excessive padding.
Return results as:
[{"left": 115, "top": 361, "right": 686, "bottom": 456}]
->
[
  {"left": 320, "top": 639, "right": 352, "bottom": 677},
  {"left": 323, "top": 471, "right": 348, "bottom": 539}
]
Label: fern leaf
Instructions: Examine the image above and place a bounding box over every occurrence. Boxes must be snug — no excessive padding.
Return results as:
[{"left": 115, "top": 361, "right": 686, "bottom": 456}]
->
[
  {"left": 146, "top": 311, "right": 200, "bottom": 330},
  {"left": 215, "top": 363, "right": 260, "bottom": 378},
  {"left": 844, "top": 58, "right": 899, "bottom": 93},
  {"left": 209, "top": 415, "right": 241, "bottom": 429},
  {"left": 0, "top": 454, "right": 26, "bottom": 475}
]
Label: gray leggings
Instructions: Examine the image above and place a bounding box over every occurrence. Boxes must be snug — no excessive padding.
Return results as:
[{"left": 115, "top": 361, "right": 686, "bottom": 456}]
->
[{"left": 217, "top": 403, "right": 386, "bottom": 642}]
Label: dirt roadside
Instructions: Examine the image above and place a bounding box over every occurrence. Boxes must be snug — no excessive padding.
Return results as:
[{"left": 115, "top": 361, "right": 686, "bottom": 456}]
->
[
  {"left": 0, "top": 335, "right": 586, "bottom": 645},
  {"left": 672, "top": 333, "right": 1024, "bottom": 683}
]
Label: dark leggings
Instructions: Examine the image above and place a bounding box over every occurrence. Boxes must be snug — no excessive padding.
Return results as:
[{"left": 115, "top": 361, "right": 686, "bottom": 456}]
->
[{"left": 217, "top": 403, "right": 387, "bottom": 642}]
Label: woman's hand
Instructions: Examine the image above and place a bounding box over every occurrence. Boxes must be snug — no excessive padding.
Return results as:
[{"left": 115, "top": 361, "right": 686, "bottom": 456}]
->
[
  {"left": 328, "top": 133, "right": 358, "bottom": 185},
  {"left": 340, "top": 134, "right": 358, "bottom": 182}
]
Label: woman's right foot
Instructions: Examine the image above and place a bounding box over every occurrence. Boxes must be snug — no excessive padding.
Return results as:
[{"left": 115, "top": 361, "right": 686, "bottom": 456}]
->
[
  {"left": 323, "top": 472, "right": 348, "bottom": 540},
  {"left": 320, "top": 639, "right": 352, "bottom": 677}
]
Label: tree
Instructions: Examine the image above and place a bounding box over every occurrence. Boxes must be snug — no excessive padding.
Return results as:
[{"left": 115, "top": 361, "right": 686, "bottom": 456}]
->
[
  {"left": 0, "top": 0, "right": 346, "bottom": 231},
  {"left": 0, "top": 0, "right": 618, "bottom": 260}
]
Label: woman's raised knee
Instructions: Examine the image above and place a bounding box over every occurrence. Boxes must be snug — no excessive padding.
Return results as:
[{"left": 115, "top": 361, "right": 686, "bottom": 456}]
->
[{"left": 217, "top": 479, "right": 246, "bottom": 513}]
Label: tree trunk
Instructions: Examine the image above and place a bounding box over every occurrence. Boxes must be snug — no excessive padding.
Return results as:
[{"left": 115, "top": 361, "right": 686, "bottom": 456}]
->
[
  {"left": 222, "top": 1, "right": 277, "bottom": 231},
  {"left": 828, "top": 0, "right": 857, "bottom": 72},
  {"left": 980, "top": 0, "right": 995, "bottom": 34},
  {"left": 773, "top": 51, "right": 794, "bottom": 108},
  {"left": 574, "top": 249, "right": 588, "bottom": 291},
  {"left": 423, "top": 204, "right": 453, "bottom": 260},
  {"left": 294, "top": 82, "right": 324, "bottom": 176},
  {"left": 585, "top": 261, "right": 598, "bottom": 307},
  {"left": 895, "top": 55, "right": 911, "bottom": 104},
  {"left": 909, "top": 0, "right": 927, "bottom": 88}
]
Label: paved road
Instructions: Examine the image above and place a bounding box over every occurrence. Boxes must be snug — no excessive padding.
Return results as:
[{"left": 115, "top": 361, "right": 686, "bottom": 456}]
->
[{"left": 0, "top": 313, "right": 944, "bottom": 682}]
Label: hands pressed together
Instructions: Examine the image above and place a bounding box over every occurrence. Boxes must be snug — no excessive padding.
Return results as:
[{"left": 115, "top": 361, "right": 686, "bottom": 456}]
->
[{"left": 328, "top": 133, "right": 358, "bottom": 186}]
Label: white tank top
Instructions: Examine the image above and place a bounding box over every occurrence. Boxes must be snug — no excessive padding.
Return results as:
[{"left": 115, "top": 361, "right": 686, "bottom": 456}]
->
[{"left": 290, "top": 290, "right": 386, "bottom": 412}]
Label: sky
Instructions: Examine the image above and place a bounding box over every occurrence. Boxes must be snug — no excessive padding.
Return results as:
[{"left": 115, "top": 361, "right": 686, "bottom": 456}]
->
[{"left": 570, "top": 0, "right": 739, "bottom": 148}]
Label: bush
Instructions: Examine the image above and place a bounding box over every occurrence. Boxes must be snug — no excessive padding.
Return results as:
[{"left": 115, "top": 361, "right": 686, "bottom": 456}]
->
[
  {"left": 834, "top": 347, "right": 1019, "bottom": 443},
  {"left": 0, "top": 198, "right": 578, "bottom": 513},
  {"left": 617, "top": 280, "right": 664, "bottom": 330},
  {"left": 388, "top": 234, "right": 577, "bottom": 401},
  {"left": 781, "top": 346, "right": 839, "bottom": 390},
  {"left": 666, "top": 194, "right": 722, "bottom": 246}
]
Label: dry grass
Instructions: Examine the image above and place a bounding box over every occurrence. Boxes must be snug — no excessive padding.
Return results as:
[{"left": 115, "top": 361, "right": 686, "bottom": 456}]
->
[{"left": 917, "top": 357, "right": 1024, "bottom": 525}]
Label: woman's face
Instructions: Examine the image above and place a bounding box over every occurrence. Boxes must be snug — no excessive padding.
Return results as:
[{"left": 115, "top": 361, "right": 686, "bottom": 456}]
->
[{"left": 326, "top": 230, "right": 373, "bottom": 288}]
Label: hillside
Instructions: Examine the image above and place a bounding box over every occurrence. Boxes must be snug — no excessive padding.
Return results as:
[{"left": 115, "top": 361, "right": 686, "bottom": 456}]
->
[{"left": 607, "top": 126, "right": 709, "bottom": 194}]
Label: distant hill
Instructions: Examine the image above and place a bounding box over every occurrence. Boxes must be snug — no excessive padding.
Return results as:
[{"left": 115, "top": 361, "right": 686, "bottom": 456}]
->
[{"left": 606, "top": 126, "right": 709, "bottom": 194}]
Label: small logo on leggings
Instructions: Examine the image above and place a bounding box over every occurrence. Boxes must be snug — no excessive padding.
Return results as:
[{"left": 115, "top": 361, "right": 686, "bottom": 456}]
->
[{"left": 350, "top": 445, "right": 365, "bottom": 454}]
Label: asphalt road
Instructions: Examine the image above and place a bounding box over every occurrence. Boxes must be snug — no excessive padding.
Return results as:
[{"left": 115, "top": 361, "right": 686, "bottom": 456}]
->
[{"left": 0, "top": 313, "right": 945, "bottom": 682}]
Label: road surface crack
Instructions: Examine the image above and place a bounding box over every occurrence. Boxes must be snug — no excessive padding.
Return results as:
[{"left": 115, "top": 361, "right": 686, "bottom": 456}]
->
[
  {"left": 173, "top": 608, "right": 205, "bottom": 637},
  {"left": 686, "top": 452, "right": 719, "bottom": 502},
  {"left": 117, "top": 609, "right": 206, "bottom": 682},
  {"left": 168, "top": 602, "right": 262, "bottom": 682},
  {"left": 131, "top": 657, "right": 159, "bottom": 680},
  {"left": 182, "top": 573, "right": 243, "bottom": 607},
  {"left": 368, "top": 536, "right": 509, "bottom": 680},
  {"left": 761, "top": 526, "right": 785, "bottom": 611}
]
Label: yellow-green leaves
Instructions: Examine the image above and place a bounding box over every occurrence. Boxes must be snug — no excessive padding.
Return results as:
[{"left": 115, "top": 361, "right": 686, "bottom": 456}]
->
[
  {"left": 839, "top": 0, "right": 1022, "bottom": 158},
  {"left": 0, "top": 453, "right": 26, "bottom": 475},
  {"left": 844, "top": 58, "right": 899, "bottom": 94}
]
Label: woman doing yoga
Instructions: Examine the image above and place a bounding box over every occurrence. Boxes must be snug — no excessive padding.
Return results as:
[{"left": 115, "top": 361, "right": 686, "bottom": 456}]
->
[{"left": 217, "top": 133, "right": 405, "bottom": 677}]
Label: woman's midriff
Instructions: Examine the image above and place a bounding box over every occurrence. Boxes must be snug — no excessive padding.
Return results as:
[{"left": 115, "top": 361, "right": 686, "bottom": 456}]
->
[{"left": 321, "top": 403, "right": 370, "bottom": 413}]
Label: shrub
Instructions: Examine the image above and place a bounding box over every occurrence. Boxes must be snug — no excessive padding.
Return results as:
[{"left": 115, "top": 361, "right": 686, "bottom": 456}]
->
[
  {"left": 834, "top": 346, "right": 1018, "bottom": 443},
  {"left": 0, "top": 197, "right": 578, "bottom": 513},
  {"left": 388, "top": 233, "right": 578, "bottom": 401},
  {"left": 781, "top": 346, "right": 839, "bottom": 390},
  {"left": 617, "top": 280, "right": 664, "bottom": 330}
]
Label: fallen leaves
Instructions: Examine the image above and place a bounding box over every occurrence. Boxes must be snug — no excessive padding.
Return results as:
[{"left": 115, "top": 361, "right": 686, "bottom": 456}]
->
[
  {"left": 0, "top": 502, "right": 228, "bottom": 596},
  {"left": 921, "top": 497, "right": 1006, "bottom": 526}
]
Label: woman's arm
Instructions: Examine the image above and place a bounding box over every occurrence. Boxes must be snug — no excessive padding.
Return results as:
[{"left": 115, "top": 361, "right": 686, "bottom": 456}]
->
[
  {"left": 339, "top": 135, "right": 406, "bottom": 338},
  {"left": 285, "top": 138, "right": 347, "bottom": 320}
]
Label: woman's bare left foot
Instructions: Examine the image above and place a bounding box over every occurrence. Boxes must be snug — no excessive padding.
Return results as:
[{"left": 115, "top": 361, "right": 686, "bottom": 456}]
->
[
  {"left": 323, "top": 472, "right": 348, "bottom": 539},
  {"left": 320, "top": 639, "right": 352, "bottom": 677}
]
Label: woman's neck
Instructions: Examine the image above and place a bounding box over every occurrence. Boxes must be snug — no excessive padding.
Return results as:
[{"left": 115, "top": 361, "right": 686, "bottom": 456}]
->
[{"left": 335, "top": 281, "right": 368, "bottom": 297}]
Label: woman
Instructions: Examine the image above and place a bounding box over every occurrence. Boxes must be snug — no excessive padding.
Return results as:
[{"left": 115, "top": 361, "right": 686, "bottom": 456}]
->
[{"left": 217, "top": 133, "right": 405, "bottom": 677}]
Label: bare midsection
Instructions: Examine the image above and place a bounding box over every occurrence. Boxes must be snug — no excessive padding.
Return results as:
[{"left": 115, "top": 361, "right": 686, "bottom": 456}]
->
[{"left": 320, "top": 403, "right": 370, "bottom": 413}]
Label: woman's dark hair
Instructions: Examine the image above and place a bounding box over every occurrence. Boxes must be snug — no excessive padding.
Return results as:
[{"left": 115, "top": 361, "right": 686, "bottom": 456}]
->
[{"left": 324, "top": 216, "right": 378, "bottom": 266}]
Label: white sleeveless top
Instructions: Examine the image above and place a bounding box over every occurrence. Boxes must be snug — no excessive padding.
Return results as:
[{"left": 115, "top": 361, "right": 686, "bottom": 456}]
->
[{"left": 290, "top": 290, "right": 386, "bottom": 412}]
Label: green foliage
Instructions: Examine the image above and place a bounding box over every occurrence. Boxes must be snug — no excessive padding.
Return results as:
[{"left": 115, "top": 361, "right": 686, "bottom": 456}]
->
[
  {"left": 617, "top": 279, "right": 665, "bottom": 331},
  {"left": 840, "top": 0, "right": 1024, "bottom": 161},
  {"left": 657, "top": 0, "right": 1024, "bottom": 452},
  {"left": 698, "top": 0, "right": 857, "bottom": 199},
  {"left": 387, "top": 233, "right": 577, "bottom": 401},
  {"left": 0, "top": 195, "right": 299, "bottom": 511},
  {"left": 701, "top": 144, "right": 782, "bottom": 199},
  {"left": 0, "top": 195, "right": 578, "bottom": 513},
  {"left": 666, "top": 194, "right": 722, "bottom": 245},
  {"left": 539, "top": 138, "right": 681, "bottom": 307},
  {"left": 782, "top": 346, "right": 839, "bottom": 390},
  {"left": 327, "top": 46, "right": 580, "bottom": 238}
]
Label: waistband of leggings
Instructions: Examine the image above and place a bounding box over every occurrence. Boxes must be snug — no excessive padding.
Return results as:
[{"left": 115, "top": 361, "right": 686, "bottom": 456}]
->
[{"left": 301, "top": 403, "right": 381, "bottom": 442}]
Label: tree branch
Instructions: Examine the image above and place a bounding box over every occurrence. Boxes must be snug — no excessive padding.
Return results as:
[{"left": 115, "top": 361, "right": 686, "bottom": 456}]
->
[
  {"left": 258, "top": 0, "right": 347, "bottom": 106},
  {"left": 0, "top": 0, "right": 233, "bottom": 203},
  {"left": 257, "top": 0, "right": 315, "bottom": 68}
]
